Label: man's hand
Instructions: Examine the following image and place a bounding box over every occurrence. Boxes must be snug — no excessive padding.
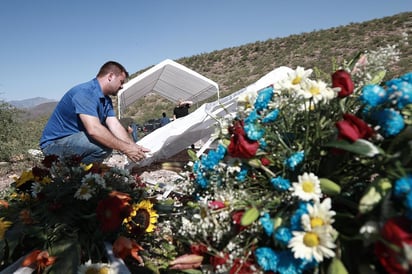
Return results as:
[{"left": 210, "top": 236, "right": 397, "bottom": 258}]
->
[{"left": 124, "top": 144, "right": 150, "bottom": 162}]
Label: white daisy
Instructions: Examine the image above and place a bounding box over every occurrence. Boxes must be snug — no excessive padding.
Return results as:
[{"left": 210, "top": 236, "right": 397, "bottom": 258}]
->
[
  {"left": 288, "top": 226, "right": 336, "bottom": 262},
  {"left": 301, "top": 198, "right": 336, "bottom": 231},
  {"left": 30, "top": 182, "right": 43, "bottom": 198},
  {"left": 295, "top": 79, "right": 336, "bottom": 111},
  {"left": 74, "top": 182, "right": 95, "bottom": 200},
  {"left": 81, "top": 173, "right": 106, "bottom": 188},
  {"left": 237, "top": 89, "right": 258, "bottom": 111},
  {"left": 275, "top": 66, "right": 313, "bottom": 92},
  {"left": 291, "top": 172, "right": 322, "bottom": 201}
]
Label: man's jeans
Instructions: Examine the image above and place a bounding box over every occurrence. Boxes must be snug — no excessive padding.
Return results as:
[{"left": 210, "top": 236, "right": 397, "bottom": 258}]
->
[{"left": 42, "top": 132, "right": 112, "bottom": 164}]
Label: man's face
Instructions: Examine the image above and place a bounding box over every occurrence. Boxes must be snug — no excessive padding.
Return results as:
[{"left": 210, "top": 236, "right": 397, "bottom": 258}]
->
[{"left": 107, "top": 72, "right": 127, "bottom": 96}]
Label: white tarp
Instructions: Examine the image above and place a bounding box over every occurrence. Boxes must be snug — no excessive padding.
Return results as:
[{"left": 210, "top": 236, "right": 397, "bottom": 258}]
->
[
  {"left": 127, "top": 66, "right": 294, "bottom": 168},
  {"left": 117, "top": 59, "right": 219, "bottom": 117}
]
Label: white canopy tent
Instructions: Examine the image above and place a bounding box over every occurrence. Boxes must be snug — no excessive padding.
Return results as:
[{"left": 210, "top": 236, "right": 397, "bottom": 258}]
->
[
  {"left": 125, "top": 66, "right": 294, "bottom": 168},
  {"left": 117, "top": 59, "right": 219, "bottom": 117}
]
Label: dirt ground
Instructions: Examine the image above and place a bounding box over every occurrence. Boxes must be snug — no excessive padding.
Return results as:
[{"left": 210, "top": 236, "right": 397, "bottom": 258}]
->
[{"left": 0, "top": 149, "right": 192, "bottom": 191}]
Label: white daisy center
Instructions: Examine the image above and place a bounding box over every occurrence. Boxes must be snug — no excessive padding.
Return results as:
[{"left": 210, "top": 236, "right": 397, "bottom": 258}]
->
[
  {"left": 303, "top": 232, "right": 320, "bottom": 247},
  {"left": 309, "top": 86, "right": 320, "bottom": 95},
  {"left": 302, "top": 180, "right": 315, "bottom": 193},
  {"left": 310, "top": 217, "right": 324, "bottom": 228},
  {"left": 292, "top": 76, "right": 302, "bottom": 85}
]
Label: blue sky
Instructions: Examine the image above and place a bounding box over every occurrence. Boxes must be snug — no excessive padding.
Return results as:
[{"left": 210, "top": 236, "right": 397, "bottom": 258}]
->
[{"left": 0, "top": 0, "right": 410, "bottom": 101}]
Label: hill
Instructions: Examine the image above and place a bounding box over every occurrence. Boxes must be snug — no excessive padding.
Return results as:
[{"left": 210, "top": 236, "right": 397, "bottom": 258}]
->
[
  {"left": 122, "top": 11, "right": 412, "bottom": 125},
  {"left": 20, "top": 101, "right": 58, "bottom": 120},
  {"left": 15, "top": 12, "right": 412, "bottom": 127},
  {"left": 8, "top": 97, "right": 56, "bottom": 109}
]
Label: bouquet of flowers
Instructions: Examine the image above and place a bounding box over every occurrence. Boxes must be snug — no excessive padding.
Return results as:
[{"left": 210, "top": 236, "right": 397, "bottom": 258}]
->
[
  {"left": 0, "top": 155, "right": 165, "bottom": 273},
  {"left": 169, "top": 45, "right": 412, "bottom": 273}
]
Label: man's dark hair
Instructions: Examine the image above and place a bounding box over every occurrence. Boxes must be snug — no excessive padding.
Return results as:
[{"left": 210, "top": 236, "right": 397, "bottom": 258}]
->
[{"left": 97, "top": 61, "right": 129, "bottom": 78}]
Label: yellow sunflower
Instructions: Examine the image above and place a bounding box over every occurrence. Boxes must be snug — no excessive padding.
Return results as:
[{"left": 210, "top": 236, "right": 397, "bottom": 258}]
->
[
  {"left": 0, "top": 217, "right": 13, "bottom": 240},
  {"left": 123, "top": 200, "right": 158, "bottom": 235},
  {"left": 14, "top": 169, "right": 34, "bottom": 188}
]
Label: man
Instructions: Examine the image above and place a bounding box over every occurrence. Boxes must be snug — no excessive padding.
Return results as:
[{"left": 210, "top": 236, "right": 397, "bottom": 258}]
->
[
  {"left": 173, "top": 99, "right": 193, "bottom": 119},
  {"left": 40, "top": 61, "right": 149, "bottom": 164},
  {"left": 160, "top": 112, "right": 170, "bottom": 127}
]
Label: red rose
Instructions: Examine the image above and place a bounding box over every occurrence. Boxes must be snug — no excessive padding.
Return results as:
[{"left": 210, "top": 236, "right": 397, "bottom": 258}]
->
[
  {"left": 336, "top": 113, "right": 374, "bottom": 142},
  {"left": 260, "top": 157, "right": 271, "bottom": 166},
  {"left": 227, "top": 120, "right": 259, "bottom": 158},
  {"left": 375, "top": 217, "right": 412, "bottom": 274},
  {"left": 332, "top": 69, "right": 354, "bottom": 98}
]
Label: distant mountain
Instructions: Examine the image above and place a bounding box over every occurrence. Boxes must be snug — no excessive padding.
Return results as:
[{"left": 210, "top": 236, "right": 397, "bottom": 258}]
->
[
  {"left": 20, "top": 101, "right": 58, "bottom": 120},
  {"left": 9, "top": 97, "right": 57, "bottom": 109}
]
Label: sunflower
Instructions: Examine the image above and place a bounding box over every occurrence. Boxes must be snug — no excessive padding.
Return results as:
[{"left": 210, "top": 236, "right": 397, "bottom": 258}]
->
[
  {"left": 0, "top": 217, "right": 12, "bottom": 240},
  {"left": 123, "top": 200, "right": 158, "bottom": 236}
]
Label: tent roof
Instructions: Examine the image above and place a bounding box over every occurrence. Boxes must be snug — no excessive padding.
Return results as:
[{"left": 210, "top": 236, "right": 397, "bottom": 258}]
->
[{"left": 117, "top": 59, "right": 219, "bottom": 117}]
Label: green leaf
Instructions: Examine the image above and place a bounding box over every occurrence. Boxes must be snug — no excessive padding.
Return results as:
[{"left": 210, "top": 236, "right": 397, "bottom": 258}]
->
[
  {"left": 327, "top": 257, "right": 349, "bottom": 274},
  {"left": 320, "top": 178, "right": 341, "bottom": 196},
  {"left": 324, "top": 139, "right": 380, "bottom": 157},
  {"left": 358, "top": 178, "right": 392, "bottom": 214},
  {"left": 241, "top": 207, "right": 260, "bottom": 226},
  {"left": 48, "top": 241, "right": 81, "bottom": 274},
  {"left": 187, "top": 149, "right": 198, "bottom": 161},
  {"left": 369, "top": 70, "right": 386, "bottom": 85}
]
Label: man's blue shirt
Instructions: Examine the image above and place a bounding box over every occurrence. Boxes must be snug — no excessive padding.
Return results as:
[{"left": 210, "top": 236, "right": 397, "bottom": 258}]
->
[{"left": 40, "top": 78, "right": 115, "bottom": 148}]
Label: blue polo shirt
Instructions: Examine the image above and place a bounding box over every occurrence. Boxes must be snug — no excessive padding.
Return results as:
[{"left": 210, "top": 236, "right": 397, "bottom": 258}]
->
[{"left": 40, "top": 78, "right": 115, "bottom": 149}]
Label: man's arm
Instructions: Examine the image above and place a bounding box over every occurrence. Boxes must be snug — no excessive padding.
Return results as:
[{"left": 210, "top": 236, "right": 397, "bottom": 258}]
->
[
  {"left": 79, "top": 114, "right": 149, "bottom": 162},
  {"left": 105, "top": 116, "right": 134, "bottom": 143},
  {"left": 179, "top": 100, "right": 193, "bottom": 106}
]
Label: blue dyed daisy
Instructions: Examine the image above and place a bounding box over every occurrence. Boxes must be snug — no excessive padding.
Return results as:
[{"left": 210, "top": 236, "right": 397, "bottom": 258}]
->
[
  {"left": 244, "top": 122, "right": 265, "bottom": 141},
  {"left": 262, "top": 109, "right": 280, "bottom": 123},
  {"left": 393, "top": 175, "right": 412, "bottom": 197},
  {"left": 401, "top": 72, "right": 412, "bottom": 82},
  {"left": 254, "top": 87, "right": 274, "bottom": 111},
  {"left": 255, "top": 247, "right": 278, "bottom": 272},
  {"left": 275, "top": 226, "right": 292, "bottom": 245},
  {"left": 360, "top": 84, "right": 387, "bottom": 107},
  {"left": 290, "top": 202, "right": 310, "bottom": 230},
  {"left": 235, "top": 165, "right": 249, "bottom": 182},
  {"left": 270, "top": 176, "right": 291, "bottom": 192},
  {"left": 277, "top": 250, "right": 309, "bottom": 274},
  {"left": 372, "top": 108, "right": 405, "bottom": 137},
  {"left": 259, "top": 212, "right": 274, "bottom": 236},
  {"left": 245, "top": 110, "right": 260, "bottom": 123},
  {"left": 284, "top": 151, "right": 304, "bottom": 171}
]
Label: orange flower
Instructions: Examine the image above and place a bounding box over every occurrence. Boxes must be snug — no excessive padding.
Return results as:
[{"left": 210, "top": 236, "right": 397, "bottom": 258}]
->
[
  {"left": 96, "top": 193, "right": 132, "bottom": 233},
  {"left": 109, "top": 191, "right": 132, "bottom": 203},
  {"left": 113, "top": 236, "right": 144, "bottom": 265},
  {"left": 0, "top": 200, "right": 8, "bottom": 208},
  {"left": 21, "top": 250, "right": 56, "bottom": 272},
  {"left": 19, "top": 209, "right": 35, "bottom": 224}
]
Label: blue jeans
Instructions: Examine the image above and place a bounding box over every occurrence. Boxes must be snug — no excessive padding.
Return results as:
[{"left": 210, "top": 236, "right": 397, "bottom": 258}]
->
[{"left": 42, "top": 132, "right": 112, "bottom": 164}]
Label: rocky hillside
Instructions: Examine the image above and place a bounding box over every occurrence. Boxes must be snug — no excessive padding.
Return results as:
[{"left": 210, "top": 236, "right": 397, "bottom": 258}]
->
[{"left": 122, "top": 11, "right": 412, "bottom": 124}]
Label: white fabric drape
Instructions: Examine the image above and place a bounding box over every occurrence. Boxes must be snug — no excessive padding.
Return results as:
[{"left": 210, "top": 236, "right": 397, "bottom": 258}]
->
[{"left": 129, "top": 66, "right": 293, "bottom": 168}]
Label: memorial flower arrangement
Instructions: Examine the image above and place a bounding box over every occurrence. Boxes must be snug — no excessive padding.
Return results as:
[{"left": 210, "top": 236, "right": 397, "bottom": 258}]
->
[
  {"left": 170, "top": 45, "right": 412, "bottom": 273},
  {"left": 0, "top": 155, "right": 168, "bottom": 273}
]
